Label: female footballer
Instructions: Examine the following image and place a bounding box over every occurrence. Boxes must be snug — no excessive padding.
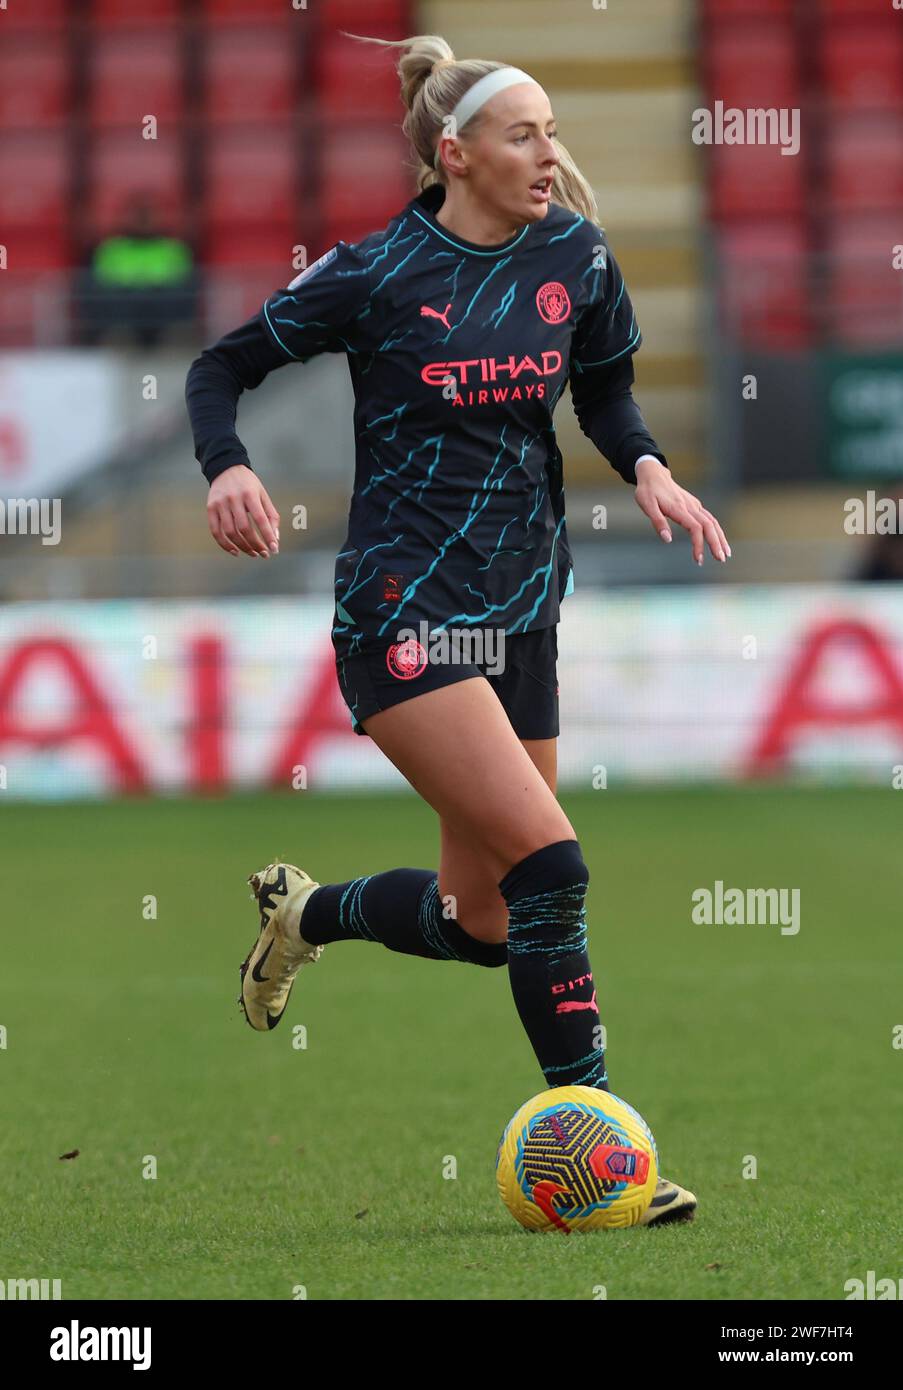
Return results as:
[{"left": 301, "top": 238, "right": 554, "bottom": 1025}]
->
[{"left": 186, "top": 32, "right": 730, "bottom": 1226}]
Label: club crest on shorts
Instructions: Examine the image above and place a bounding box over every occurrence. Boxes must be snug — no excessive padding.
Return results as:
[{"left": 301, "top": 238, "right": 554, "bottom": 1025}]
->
[
  {"left": 386, "top": 639, "right": 428, "bottom": 680},
  {"left": 536, "top": 281, "right": 571, "bottom": 324}
]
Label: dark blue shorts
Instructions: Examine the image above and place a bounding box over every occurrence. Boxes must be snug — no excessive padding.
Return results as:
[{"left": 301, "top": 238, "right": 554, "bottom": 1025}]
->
[{"left": 334, "top": 625, "right": 559, "bottom": 740}]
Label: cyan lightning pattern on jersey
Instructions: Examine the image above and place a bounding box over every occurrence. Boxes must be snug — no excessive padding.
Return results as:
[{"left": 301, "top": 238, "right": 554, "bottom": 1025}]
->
[
  {"left": 188, "top": 183, "right": 666, "bottom": 649},
  {"left": 184, "top": 180, "right": 666, "bottom": 650}
]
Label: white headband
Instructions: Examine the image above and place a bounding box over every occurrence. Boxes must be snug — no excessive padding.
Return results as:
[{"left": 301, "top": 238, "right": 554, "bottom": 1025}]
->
[{"left": 449, "top": 66, "right": 541, "bottom": 132}]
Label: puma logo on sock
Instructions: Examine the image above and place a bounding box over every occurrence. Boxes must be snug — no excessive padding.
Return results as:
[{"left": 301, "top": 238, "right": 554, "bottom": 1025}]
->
[{"left": 555, "top": 989, "right": 599, "bottom": 1016}]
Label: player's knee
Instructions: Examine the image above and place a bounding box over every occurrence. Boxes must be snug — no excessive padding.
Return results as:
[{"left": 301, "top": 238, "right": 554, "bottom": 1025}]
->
[
  {"left": 498, "top": 839, "right": 589, "bottom": 945},
  {"left": 500, "top": 837, "right": 589, "bottom": 899}
]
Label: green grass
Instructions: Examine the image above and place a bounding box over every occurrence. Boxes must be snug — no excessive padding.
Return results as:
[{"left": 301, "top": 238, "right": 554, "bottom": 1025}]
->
[{"left": 1, "top": 786, "right": 899, "bottom": 1300}]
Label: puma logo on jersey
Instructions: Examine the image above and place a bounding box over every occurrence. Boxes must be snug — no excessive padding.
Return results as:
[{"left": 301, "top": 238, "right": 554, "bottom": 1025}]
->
[{"left": 420, "top": 301, "right": 452, "bottom": 329}]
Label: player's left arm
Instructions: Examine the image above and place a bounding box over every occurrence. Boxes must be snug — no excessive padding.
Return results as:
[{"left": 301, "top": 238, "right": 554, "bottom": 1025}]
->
[
  {"left": 633, "top": 455, "right": 730, "bottom": 566},
  {"left": 569, "top": 231, "right": 730, "bottom": 565}
]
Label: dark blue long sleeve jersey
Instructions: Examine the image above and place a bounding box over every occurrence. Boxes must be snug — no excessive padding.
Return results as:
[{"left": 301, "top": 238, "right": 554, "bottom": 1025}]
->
[{"left": 185, "top": 182, "right": 669, "bottom": 640}]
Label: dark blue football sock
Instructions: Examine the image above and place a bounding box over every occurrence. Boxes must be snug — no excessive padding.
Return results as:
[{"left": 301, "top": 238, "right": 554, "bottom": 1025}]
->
[
  {"left": 299, "top": 868, "right": 507, "bottom": 967},
  {"left": 499, "top": 839, "right": 609, "bottom": 1091}
]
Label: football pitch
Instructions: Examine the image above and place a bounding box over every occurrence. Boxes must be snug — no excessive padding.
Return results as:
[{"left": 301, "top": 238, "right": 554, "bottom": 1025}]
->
[{"left": 1, "top": 785, "right": 898, "bottom": 1301}]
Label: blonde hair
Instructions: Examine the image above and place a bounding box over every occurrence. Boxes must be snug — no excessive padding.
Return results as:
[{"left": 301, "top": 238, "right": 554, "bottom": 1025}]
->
[{"left": 339, "top": 31, "right": 599, "bottom": 223}]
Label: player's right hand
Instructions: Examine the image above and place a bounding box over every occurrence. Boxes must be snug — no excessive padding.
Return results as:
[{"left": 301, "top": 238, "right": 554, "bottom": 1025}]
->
[{"left": 206, "top": 464, "right": 280, "bottom": 559}]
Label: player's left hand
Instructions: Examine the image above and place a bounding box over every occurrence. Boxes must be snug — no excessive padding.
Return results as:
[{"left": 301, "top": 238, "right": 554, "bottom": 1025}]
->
[{"left": 633, "top": 457, "right": 730, "bottom": 565}]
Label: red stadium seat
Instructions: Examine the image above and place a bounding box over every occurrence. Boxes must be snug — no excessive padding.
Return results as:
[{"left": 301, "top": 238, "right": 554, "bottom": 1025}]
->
[
  {"left": 88, "top": 30, "right": 184, "bottom": 128},
  {"left": 90, "top": 0, "right": 182, "bottom": 23},
  {"left": 706, "top": 25, "right": 800, "bottom": 110},
  {"left": 321, "top": 218, "right": 403, "bottom": 250},
  {"left": 2, "top": 228, "right": 71, "bottom": 270},
  {"left": 0, "top": 132, "right": 68, "bottom": 232},
  {"left": 825, "top": 215, "right": 903, "bottom": 348},
  {"left": 317, "top": 35, "right": 403, "bottom": 120},
  {"left": 319, "top": 0, "right": 409, "bottom": 24},
  {"left": 1, "top": 0, "right": 66, "bottom": 28},
  {"left": 819, "top": 24, "right": 903, "bottom": 110},
  {"left": 825, "top": 114, "right": 903, "bottom": 213},
  {"left": 815, "top": 0, "right": 899, "bottom": 16},
  {"left": 320, "top": 135, "right": 413, "bottom": 230},
  {"left": 718, "top": 221, "right": 811, "bottom": 349},
  {"left": 204, "top": 127, "right": 298, "bottom": 230},
  {"left": 702, "top": 0, "right": 793, "bottom": 16},
  {"left": 0, "top": 36, "right": 69, "bottom": 129},
  {"left": 709, "top": 139, "right": 805, "bottom": 220},
  {"left": 205, "top": 224, "right": 300, "bottom": 270},
  {"left": 203, "top": 27, "right": 298, "bottom": 124},
  {"left": 201, "top": 0, "right": 294, "bottom": 21},
  {"left": 87, "top": 133, "right": 186, "bottom": 237}
]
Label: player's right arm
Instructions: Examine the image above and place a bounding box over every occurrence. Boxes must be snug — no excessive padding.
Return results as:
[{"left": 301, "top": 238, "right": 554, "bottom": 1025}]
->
[
  {"left": 185, "top": 239, "right": 374, "bottom": 558},
  {"left": 186, "top": 315, "right": 287, "bottom": 557}
]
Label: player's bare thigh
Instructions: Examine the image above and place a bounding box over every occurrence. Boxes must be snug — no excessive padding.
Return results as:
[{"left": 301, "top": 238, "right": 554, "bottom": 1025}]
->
[{"left": 361, "top": 677, "right": 573, "bottom": 889}]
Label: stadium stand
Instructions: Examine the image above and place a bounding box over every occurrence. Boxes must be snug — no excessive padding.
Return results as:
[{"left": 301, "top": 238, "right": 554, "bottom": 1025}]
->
[{"left": 3, "top": 0, "right": 901, "bottom": 595}]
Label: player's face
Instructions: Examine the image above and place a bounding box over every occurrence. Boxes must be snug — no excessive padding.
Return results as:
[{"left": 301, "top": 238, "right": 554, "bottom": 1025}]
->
[{"left": 472, "top": 86, "right": 560, "bottom": 223}]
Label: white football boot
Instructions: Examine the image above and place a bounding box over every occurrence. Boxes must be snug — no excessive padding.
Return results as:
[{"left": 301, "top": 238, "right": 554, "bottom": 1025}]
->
[
  {"left": 638, "top": 1176, "right": 698, "bottom": 1226},
  {"left": 239, "top": 861, "right": 324, "bottom": 1031}
]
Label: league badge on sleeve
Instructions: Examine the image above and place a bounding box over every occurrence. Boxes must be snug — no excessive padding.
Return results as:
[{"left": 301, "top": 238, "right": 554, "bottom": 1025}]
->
[{"left": 288, "top": 244, "right": 340, "bottom": 290}]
